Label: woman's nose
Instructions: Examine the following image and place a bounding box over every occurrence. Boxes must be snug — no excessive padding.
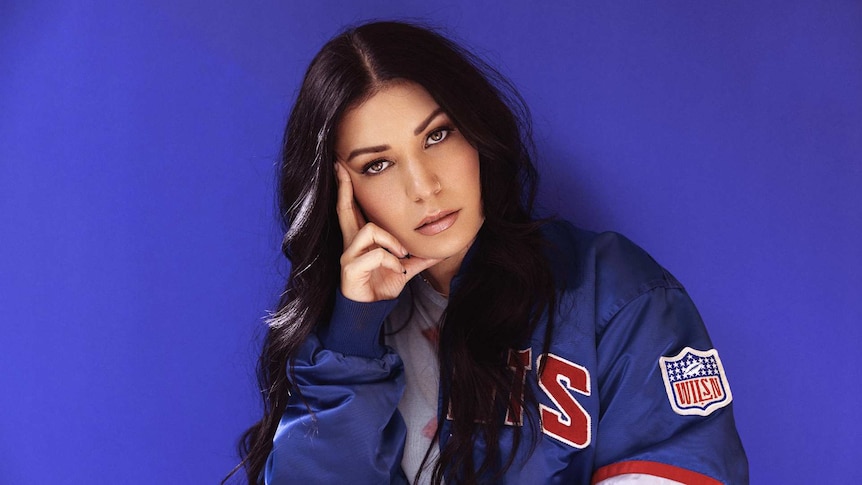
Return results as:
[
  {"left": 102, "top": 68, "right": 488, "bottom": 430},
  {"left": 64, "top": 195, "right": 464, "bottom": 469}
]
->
[{"left": 405, "top": 157, "right": 442, "bottom": 202}]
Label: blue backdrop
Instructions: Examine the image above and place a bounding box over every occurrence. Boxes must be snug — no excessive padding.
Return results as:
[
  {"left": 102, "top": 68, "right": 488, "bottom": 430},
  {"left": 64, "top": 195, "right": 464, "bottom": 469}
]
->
[{"left": 2, "top": 1, "right": 859, "bottom": 483}]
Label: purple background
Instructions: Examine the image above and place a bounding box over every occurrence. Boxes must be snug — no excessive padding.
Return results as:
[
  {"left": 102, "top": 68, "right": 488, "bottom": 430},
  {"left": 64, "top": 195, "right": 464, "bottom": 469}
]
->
[{"left": 2, "top": 1, "right": 859, "bottom": 483}]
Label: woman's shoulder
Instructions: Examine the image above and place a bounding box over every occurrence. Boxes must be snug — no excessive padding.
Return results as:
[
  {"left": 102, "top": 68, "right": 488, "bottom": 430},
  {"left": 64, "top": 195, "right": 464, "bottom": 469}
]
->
[{"left": 540, "top": 219, "right": 685, "bottom": 310}]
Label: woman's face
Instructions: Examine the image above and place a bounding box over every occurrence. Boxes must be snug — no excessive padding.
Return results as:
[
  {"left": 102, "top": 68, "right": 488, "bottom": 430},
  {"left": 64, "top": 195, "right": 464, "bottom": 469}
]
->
[{"left": 335, "top": 81, "right": 484, "bottom": 262}]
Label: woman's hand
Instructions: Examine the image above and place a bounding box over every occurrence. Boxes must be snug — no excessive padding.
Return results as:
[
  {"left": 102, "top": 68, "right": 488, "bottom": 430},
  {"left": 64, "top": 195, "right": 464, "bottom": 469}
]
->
[{"left": 335, "top": 163, "right": 440, "bottom": 302}]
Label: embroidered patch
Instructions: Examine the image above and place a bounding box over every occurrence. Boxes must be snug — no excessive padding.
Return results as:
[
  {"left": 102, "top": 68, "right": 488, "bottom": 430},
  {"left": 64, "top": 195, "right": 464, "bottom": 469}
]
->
[{"left": 659, "top": 347, "right": 733, "bottom": 416}]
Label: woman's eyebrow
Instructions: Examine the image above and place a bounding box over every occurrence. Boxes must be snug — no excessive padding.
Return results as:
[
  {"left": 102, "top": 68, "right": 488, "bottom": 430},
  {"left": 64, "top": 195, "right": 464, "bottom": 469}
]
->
[
  {"left": 346, "top": 145, "right": 389, "bottom": 162},
  {"left": 413, "top": 108, "right": 445, "bottom": 136},
  {"left": 345, "top": 108, "right": 447, "bottom": 162}
]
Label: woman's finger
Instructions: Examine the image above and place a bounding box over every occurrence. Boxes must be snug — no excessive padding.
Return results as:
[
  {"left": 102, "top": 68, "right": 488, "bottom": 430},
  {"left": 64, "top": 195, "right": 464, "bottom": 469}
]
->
[
  {"left": 341, "top": 223, "right": 409, "bottom": 261},
  {"left": 334, "top": 163, "right": 365, "bottom": 245},
  {"left": 343, "top": 247, "right": 406, "bottom": 279},
  {"left": 341, "top": 248, "right": 411, "bottom": 302}
]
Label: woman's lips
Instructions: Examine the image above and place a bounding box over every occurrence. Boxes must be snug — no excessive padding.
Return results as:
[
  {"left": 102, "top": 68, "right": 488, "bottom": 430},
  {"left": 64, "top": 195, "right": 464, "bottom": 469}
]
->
[{"left": 415, "top": 210, "right": 459, "bottom": 236}]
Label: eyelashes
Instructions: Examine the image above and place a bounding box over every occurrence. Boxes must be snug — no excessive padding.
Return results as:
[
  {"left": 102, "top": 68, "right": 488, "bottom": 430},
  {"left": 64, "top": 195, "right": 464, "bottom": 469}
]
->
[
  {"left": 359, "top": 125, "right": 456, "bottom": 176},
  {"left": 361, "top": 159, "right": 393, "bottom": 175},
  {"left": 424, "top": 126, "right": 453, "bottom": 147}
]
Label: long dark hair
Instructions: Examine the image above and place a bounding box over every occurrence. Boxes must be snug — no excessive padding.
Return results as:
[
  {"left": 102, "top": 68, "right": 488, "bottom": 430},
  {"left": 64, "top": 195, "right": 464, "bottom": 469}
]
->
[{"left": 231, "top": 21, "right": 557, "bottom": 484}]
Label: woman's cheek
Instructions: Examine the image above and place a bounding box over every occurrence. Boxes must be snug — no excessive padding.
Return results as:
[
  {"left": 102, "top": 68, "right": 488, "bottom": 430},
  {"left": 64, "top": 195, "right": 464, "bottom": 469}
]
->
[{"left": 353, "top": 188, "right": 386, "bottom": 228}]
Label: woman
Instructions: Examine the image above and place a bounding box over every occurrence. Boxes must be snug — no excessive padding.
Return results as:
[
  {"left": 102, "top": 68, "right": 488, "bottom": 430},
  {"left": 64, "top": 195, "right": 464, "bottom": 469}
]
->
[{"left": 234, "top": 21, "right": 748, "bottom": 484}]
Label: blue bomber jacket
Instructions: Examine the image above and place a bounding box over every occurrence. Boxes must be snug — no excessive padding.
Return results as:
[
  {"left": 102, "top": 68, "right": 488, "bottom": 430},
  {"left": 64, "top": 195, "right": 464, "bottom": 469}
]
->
[{"left": 264, "top": 221, "right": 749, "bottom": 484}]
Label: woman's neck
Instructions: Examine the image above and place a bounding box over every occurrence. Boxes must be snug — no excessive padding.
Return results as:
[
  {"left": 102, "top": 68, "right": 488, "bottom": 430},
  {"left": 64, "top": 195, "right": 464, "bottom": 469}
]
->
[
  {"left": 421, "top": 237, "right": 475, "bottom": 297},
  {"left": 422, "top": 261, "right": 457, "bottom": 297}
]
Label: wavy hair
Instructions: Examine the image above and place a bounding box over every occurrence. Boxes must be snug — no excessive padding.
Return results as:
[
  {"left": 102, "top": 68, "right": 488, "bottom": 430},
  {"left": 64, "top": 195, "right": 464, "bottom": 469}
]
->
[{"left": 230, "top": 21, "right": 557, "bottom": 484}]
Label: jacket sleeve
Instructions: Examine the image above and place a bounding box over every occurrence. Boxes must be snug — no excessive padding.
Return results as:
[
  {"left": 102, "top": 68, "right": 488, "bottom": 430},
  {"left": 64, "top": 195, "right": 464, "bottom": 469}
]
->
[
  {"left": 591, "top": 281, "right": 749, "bottom": 485},
  {"left": 264, "top": 291, "right": 408, "bottom": 484}
]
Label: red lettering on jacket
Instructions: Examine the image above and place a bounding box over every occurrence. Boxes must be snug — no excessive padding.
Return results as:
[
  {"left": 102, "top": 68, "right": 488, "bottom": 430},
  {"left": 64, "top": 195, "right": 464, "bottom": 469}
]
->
[
  {"left": 675, "top": 377, "right": 724, "bottom": 406},
  {"left": 675, "top": 381, "right": 692, "bottom": 405},
  {"left": 709, "top": 377, "right": 723, "bottom": 398},
  {"left": 537, "top": 353, "right": 592, "bottom": 449},
  {"left": 505, "top": 348, "right": 532, "bottom": 426},
  {"left": 698, "top": 378, "right": 713, "bottom": 400}
]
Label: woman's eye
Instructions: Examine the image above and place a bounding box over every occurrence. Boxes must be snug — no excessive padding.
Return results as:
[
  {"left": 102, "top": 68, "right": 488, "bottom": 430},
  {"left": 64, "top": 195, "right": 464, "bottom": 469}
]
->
[
  {"left": 362, "top": 159, "right": 392, "bottom": 175},
  {"left": 426, "top": 128, "right": 451, "bottom": 146}
]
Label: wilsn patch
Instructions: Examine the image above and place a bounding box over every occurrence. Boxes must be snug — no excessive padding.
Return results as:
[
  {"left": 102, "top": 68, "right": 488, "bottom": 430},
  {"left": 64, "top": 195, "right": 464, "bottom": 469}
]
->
[{"left": 659, "top": 347, "right": 732, "bottom": 416}]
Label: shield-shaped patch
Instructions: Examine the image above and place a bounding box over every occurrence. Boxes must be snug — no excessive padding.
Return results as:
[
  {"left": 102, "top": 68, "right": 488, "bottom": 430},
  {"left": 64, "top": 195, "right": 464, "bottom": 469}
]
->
[{"left": 659, "top": 347, "right": 733, "bottom": 416}]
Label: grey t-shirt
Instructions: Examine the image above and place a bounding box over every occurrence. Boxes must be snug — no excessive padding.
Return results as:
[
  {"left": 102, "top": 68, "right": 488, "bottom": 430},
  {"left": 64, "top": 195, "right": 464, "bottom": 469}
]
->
[{"left": 384, "top": 276, "right": 447, "bottom": 485}]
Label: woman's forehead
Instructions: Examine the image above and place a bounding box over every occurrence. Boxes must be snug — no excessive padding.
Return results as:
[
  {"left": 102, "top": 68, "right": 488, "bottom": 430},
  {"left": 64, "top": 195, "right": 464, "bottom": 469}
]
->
[{"left": 335, "top": 82, "right": 443, "bottom": 150}]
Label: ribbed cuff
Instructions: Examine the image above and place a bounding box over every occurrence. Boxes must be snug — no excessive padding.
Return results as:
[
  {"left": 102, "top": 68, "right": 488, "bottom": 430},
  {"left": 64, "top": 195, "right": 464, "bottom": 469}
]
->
[{"left": 317, "top": 290, "right": 399, "bottom": 359}]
